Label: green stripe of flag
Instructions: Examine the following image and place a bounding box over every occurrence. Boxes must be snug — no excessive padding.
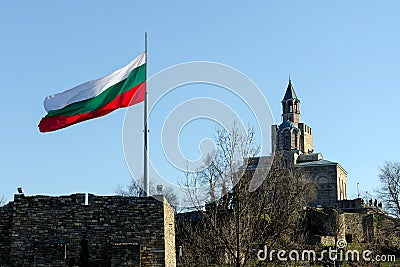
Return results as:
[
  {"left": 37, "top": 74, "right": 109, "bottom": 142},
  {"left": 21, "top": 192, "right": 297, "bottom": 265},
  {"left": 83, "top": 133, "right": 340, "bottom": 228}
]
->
[{"left": 47, "top": 63, "right": 146, "bottom": 117}]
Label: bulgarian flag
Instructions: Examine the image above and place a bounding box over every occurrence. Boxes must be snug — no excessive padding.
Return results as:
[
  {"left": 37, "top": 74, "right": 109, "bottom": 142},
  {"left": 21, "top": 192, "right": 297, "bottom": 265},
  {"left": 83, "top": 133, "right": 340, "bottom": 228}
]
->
[{"left": 39, "top": 52, "right": 146, "bottom": 132}]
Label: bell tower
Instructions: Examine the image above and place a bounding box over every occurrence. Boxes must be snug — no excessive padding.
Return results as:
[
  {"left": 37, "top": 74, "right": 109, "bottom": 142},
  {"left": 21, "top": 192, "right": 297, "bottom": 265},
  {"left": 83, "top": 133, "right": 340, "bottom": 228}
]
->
[
  {"left": 271, "top": 78, "right": 314, "bottom": 156},
  {"left": 282, "top": 78, "right": 300, "bottom": 123}
]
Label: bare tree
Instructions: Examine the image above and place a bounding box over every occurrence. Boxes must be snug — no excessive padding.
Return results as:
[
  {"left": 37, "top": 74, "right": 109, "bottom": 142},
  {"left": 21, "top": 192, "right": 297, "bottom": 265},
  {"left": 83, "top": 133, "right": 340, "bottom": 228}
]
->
[
  {"left": 115, "top": 177, "right": 147, "bottom": 197},
  {"left": 375, "top": 161, "right": 400, "bottom": 258},
  {"left": 115, "top": 177, "right": 179, "bottom": 210},
  {"left": 177, "top": 125, "right": 316, "bottom": 267},
  {"left": 378, "top": 161, "right": 400, "bottom": 217},
  {"left": 183, "top": 124, "right": 260, "bottom": 206}
]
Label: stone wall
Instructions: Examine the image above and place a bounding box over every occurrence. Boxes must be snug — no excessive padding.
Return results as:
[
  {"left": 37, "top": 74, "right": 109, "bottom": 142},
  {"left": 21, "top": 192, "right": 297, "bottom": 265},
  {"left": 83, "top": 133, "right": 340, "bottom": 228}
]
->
[
  {"left": 336, "top": 165, "right": 347, "bottom": 200},
  {"left": 160, "top": 196, "right": 176, "bottom": 267},
  {"left": 300, "top": 164, "right": 340, "bottom": 207},
  {"left": 306, "top": 207, "right": 375, "bottom": 246},
  {"left": 271, "top": 125, "right": 277, "bottom": 153},
  {"left": 0, "top": 193, "right": 176, "bottom": 267},
  {"left": 343, "top": 213, "right": 374, "bottom": 243},
  {"left": 298, "top": 123, "right": 313, "bottom": 154},
  {"left": 336, "top": 198, "right": 364, "bottom": 212},
  {"left": 0, "top": 202, "right": 12, "bottom": 265},
  {"left": 306, "top": 207, "right": 340, "bottom": 238}
]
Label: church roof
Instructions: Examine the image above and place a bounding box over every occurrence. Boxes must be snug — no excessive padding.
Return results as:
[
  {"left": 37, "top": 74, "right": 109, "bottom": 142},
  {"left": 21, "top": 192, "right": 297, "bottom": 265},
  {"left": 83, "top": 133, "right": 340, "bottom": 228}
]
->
[
  {"left": 278, "top": 120, "right": 298, "bottom": 132},
  {"left": 296, "top": 159, "right": 337, "bottom": 166},
  {"left": 296, "top": 159, "right": 348, "bottom": 174},
  {"left": 282, "top": 79, "right": 298, "bottom": 101}
]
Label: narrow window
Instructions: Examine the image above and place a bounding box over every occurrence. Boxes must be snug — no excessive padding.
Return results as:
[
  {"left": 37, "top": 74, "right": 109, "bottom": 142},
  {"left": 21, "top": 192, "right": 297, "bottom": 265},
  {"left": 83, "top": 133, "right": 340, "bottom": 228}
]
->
[
  {"left": 287, "top": 101, "right": 293, "bottom": 113},
  {"left": 284, "top": 132, "right": 290, "bottom": 149}
]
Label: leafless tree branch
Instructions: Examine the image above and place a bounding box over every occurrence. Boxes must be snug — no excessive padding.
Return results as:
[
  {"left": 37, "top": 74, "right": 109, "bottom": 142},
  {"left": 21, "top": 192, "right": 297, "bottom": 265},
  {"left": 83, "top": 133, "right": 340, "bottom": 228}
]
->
[{"left": 177, "top": 125, "right": 316, "bottom": 266}]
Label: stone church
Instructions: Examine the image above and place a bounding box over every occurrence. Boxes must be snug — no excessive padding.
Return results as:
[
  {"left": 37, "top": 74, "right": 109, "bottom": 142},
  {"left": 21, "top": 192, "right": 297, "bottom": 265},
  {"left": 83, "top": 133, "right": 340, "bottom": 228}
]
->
[{"left": 271, "top": 79, "right": 348, "bottom": 207}]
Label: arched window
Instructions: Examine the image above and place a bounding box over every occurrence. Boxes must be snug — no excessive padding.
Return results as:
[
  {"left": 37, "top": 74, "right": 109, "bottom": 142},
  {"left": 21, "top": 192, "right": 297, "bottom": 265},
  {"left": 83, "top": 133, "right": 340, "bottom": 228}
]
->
[
  {"left": 294, "top": 131, "right": 298, "bottom": 148},
  {"left": 283, "top": 130, "right": 290, "bottom": 150}
]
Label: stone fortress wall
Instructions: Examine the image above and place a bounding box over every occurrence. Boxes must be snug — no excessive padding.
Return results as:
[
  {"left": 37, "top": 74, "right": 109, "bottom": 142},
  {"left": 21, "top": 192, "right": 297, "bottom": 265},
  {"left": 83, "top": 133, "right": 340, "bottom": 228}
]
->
[{"left": 0, "top": 193, "right": 175, "bottom": 267}]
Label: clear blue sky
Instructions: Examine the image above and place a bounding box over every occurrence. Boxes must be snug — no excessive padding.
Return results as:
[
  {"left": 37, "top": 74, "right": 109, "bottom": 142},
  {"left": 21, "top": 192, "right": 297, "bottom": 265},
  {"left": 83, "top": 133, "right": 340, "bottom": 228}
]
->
[{"left": 1, "top": 1, "right": 399, "bottom": 203}]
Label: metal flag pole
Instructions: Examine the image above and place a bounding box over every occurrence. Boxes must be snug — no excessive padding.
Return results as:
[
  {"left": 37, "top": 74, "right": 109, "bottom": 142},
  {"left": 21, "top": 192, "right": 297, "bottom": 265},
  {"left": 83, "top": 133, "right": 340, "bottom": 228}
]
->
[{"left": 143, "top": 32, "right": 149, "bottom": 196}]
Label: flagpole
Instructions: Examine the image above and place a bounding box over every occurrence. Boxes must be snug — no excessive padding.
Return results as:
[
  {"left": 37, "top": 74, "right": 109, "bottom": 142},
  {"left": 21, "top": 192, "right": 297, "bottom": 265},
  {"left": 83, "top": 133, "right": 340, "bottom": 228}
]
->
[{"left": 144, "top": 32, "right": 149, "bottom": 196}]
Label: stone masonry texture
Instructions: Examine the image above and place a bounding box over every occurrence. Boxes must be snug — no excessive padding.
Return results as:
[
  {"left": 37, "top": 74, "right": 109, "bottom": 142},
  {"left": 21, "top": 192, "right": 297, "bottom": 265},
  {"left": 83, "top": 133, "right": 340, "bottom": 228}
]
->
[{"left": 0, "top": 193, "right": 176, "bottom": 267}]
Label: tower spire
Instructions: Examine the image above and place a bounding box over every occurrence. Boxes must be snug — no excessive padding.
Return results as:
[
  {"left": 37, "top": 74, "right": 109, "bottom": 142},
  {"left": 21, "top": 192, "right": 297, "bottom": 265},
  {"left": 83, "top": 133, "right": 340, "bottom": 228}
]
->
[{"left": 283, "top": 78, "right": 298, "bottom": 102}]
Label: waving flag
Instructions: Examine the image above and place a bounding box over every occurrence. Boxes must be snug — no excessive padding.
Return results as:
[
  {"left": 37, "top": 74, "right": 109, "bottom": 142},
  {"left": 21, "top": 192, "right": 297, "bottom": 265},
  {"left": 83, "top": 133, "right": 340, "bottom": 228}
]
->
[{"left": 39, "top": 52, "right": 146, "bottom": 132}]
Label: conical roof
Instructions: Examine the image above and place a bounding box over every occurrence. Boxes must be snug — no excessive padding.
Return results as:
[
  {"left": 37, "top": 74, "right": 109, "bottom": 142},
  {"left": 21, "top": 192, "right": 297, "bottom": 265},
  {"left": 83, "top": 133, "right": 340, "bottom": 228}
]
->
[{"left": 282, "top": 79, "right": 298, "bottom": 101}]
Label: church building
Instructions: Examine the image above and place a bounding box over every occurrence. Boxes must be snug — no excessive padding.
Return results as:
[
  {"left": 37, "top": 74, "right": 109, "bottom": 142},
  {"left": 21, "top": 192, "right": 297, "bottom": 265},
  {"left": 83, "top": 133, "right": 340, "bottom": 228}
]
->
[{"left": 271, "top": 79, "right": 348, "bottom": 207}]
